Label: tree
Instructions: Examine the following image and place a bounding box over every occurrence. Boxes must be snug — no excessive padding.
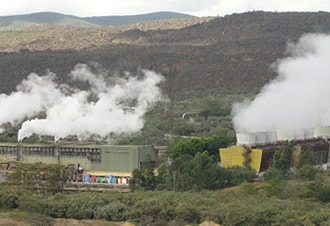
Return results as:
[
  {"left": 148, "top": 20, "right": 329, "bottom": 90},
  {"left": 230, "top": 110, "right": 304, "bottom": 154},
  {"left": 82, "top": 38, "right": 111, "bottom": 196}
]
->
[
  {"left": 155, "top": 163, "right": 172, "bottom": 190},
  {"left": 190, "top": 151, "right": 226, "bottom": 191},
  {"left": 130, "top": 167, "right": 156, "bottom": 191},
  {"left": 299, "top": 149, "right": 315, "bottom": 167},
  {"left": 169, "top": 136, "right": 235, "bottom": 159},
  {"left": 224, "top": 166, "right": 256, "bottom": 187},
  {"left": 157, "top": 152, "right": 227, "bottom": 191},
  {"left": 169, "top": 154, "right": 194, "bottom": 191},
  {"left": 273, "top": 141, "right": 294, "bottom": 172},
  {"left": 5, "top": 163, "right": 66, "bottom": 194},
  {"left": 170, "top": 139, "right": 205, "bottom": 159}
]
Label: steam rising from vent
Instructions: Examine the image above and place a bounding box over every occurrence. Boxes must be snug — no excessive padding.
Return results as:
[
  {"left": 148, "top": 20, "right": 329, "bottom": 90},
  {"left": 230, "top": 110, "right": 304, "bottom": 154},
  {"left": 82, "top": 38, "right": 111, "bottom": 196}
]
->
[
  {"left": 0, "top": 64, "right": 165, "bottom": 141},
  {"left": 232, "top": 34, "right": 330, "bottom": 133}
]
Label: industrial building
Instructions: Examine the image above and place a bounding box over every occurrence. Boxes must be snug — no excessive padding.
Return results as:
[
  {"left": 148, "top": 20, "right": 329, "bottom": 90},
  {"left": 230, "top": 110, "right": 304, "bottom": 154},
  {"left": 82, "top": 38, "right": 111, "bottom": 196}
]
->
[
  {"left": 0, "top": 142, "right": 155, "bottom": 189},
  {"left": 220, "top": 126, "right": 330, "bottom": 172}
]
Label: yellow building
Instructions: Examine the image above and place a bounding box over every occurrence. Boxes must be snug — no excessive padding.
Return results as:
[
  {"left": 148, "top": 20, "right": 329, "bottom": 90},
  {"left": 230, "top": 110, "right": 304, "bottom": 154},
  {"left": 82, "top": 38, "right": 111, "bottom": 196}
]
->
[
  {"left": 219, "top": 146, "right": 263, "bottom": 172},
  {"left": 220, "top": 140, "right": 329, "bottom": 172}
]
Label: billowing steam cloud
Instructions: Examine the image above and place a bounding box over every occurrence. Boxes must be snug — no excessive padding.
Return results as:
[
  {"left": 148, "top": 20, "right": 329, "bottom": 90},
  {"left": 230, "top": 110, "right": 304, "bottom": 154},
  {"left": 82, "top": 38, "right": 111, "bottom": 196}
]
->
[
  {"left": 0, "top": 64, "right": 165, "bottom": 141},
  {"left": 232, "top": 33, "right": 330, "bottom": 133}
]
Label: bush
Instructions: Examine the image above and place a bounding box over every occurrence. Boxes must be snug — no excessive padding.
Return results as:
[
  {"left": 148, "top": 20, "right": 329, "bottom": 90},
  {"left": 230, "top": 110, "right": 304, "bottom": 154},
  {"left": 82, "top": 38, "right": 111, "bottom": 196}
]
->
[
  {"left": 94, "top": 201, "right": 127, "bottom": 221},
  {"left": 0, "top": 189, "right": 21, "bottom": 209},
  {"left": 174, "top": 205, "right": 201, "bottom": 224},
  {"left": 46, "top": 194, "right": 69, "bottom": 218},
  {"left": 272, "top": 141, "right": 294, "bottom": 172},
  {"left": 17, "top": 194, "right": 48, "bottom": 214},
  {"left": 225, "top": 166, "right": 256, "bottom": 187},
  {"left": 242, "top": 182, "right": 259, "bottom": 195},
  {"left": 262, "top": 167, "right": 284, "bottom": 181},
  {"left": 264, "top": 178, "right": 286, "bottom": 197},
  {"left": 317, "top": 184, "right": 330, "bottom": 202},
  {"left": 295, "top": 165, "right": 321, "bottom": 180},
  {"left": 299, "top": 149, "right": 315, "bottom": 167},
  {"left": 303, "top": 210, "right": 330, "bottom": 225},
  {"left": 8, "top": 210, "right": 27, "bottom": 220}
]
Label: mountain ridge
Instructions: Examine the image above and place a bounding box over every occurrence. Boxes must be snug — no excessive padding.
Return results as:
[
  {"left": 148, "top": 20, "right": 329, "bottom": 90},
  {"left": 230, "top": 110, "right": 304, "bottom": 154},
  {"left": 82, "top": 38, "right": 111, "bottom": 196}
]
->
[{"left": 0, "top": 11, "right": 196, "bottom": 30}]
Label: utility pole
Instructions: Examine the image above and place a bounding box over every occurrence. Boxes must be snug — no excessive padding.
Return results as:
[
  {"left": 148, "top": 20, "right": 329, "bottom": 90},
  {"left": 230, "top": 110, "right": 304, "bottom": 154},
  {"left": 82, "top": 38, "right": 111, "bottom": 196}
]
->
[{"left": 172, "top": 171, "right": 177, "bottom": 192}]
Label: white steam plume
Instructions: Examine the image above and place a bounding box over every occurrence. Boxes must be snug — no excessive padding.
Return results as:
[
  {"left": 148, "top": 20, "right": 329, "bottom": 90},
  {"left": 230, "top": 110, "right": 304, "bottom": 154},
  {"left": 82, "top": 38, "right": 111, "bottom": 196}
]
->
[
  {"left": 0, "top": 72, "right": 63, "bottom": 130},
  {"left": 0, "top": 64, "right": 164, "bottom": 141},
  {"left": 232, "top": 34, "right": 330, "bottom": 133}
]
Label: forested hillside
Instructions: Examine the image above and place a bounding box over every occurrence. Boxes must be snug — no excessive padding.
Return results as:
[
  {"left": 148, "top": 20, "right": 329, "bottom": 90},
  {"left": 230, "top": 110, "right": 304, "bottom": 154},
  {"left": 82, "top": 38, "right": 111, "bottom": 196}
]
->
[{"left": 1, "top": 11, "right": 330, "bottom": 142}]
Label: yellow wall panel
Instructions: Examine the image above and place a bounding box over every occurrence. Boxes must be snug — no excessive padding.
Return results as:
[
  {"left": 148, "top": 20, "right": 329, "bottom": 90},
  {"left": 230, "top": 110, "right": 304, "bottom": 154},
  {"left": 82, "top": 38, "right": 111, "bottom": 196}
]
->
[
  {"left": 291, "top": 146, "right": 301, "bottom": 167},
  {"left": 219, "top": 146, "right": 263, "bottom": 172},
  {"left": 249, "top": 149, "right": 262, "bottom": 172}
]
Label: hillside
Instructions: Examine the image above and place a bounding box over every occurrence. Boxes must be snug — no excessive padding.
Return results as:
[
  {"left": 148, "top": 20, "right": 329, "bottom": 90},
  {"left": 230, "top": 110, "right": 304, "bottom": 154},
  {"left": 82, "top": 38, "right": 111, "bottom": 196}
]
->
[
  {"left": 2, "top": 11, "right": 330, "bottom": 93},
  {"left": 0, "top": 11, "right": 195, "bottom": 30},
  {"left": 84, "top": 11, "right": 195, "bottom": 26},
  {"left": 1, "top": 11, "right": 330, "bottom": 142},
  {"left": 0, "top": 12, "right": 95, "bottom": 30}
]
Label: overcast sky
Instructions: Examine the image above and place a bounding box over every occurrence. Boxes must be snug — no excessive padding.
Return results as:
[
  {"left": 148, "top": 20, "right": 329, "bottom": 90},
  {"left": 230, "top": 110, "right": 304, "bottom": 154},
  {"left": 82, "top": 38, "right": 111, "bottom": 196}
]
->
[{"left": 1, "top": 0, "right": 330, "bottom": 17}]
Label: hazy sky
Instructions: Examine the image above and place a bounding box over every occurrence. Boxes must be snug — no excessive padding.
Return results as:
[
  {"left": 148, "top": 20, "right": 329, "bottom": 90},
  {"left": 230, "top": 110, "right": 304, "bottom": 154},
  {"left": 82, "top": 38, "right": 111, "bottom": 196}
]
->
[{"left": 1, "top": 0, "right": 330, "bottom": 17}]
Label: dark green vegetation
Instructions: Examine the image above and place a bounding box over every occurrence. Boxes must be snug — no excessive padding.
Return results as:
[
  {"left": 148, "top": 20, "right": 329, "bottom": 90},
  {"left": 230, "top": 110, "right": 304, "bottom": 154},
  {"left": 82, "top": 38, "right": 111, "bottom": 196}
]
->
[
  {"left": 1, "top": 172, "right": 330, "bottom": 225},
  {"left": 130, "top": 151, "right": 256, "bottom": 192}
]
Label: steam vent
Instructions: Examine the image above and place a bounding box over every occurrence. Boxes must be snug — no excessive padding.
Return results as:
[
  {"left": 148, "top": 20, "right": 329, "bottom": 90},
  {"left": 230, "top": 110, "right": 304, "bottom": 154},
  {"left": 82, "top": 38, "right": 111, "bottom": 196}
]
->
[{"left": 220, "top": 126, "right": 330, "bottom": 172}]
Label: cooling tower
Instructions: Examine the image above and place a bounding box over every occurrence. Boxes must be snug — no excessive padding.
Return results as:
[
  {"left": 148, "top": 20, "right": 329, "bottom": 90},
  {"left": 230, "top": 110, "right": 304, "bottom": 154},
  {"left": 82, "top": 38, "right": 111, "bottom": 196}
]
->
[
  {"left": 277, "top": 128, "right": 314, "bottom": 141},
  {"left": 236, "top": 131, "right": 277, "bottom": 145},
  {"left": 314, "top": 126, "right": 330, "bottom": 138}
]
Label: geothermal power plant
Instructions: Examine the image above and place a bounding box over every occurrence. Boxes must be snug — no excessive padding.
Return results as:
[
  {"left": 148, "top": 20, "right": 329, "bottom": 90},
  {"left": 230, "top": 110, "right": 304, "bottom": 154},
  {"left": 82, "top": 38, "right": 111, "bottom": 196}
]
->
[
  {"left": 220, "top": 126, "right": 330, "bottom": 173},
  {"left": 236, "top": 126, "right": 330, "bottom": 145},
  {"left": 0, "top": 141, "right": 160, "bottom": 192}
]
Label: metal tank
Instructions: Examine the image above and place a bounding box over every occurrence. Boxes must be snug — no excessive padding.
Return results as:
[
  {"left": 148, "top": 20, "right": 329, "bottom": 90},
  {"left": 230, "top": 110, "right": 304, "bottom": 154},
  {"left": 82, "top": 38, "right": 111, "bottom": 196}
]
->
[
  {"left": 277, "top": 128, "right": 314, "bottom": 141},
  {"left": 236, "top": 131, "right": 277, "bottom": 145},
  {"left": 314, "top": 126, "right": 330, "bottom": 138},
  {"left": 236, "top": 132, "right": 256, "bottom": 145}
]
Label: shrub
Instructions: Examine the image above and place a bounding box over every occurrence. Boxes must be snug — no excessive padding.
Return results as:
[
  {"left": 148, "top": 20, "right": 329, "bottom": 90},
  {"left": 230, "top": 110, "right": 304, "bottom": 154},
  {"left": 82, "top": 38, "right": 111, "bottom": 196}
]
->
[
  {"left": 9, "top": 210, "right": 27, "bottom": 220},
  {"left": 174, "top": 205, "right": 201, "bottom": 224},
  {"left": 317, "top": 184, "right": 330, "bottom": 202},
  {"left": 295, "top": 165, "right": 321, "bottom": 180},
  {"left": 262, "top": 167, "right": 284, "bottom": 181},
  {"left": 299, "top": 149, "right": 315, "bottom": 167},
  {"left": 272, "top": 141, "right": 294, "bottom": 172},
  {"left": 94, "top": 201, "right": 127, "bottom": 221},
  {"left": 264, "top": 178, "right": 286, "bottom": 197},
  {"left": 0, "top": 189, "right": 20, "bottom": 209},
  {"left": 242, "top": 182, "right": 259, "bottom": 195},
  {"left": 225, "top": 166, "right": 256, "bottom": 187},
  {"left": 17, "top": 194, "right": 48, "bottom": 214}
]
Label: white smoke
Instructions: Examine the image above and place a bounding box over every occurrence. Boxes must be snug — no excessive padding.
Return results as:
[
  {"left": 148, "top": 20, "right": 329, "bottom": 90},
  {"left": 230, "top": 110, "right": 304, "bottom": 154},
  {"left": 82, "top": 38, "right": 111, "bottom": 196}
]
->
[
  {"left": 232, "top": 33, "right": 330, "bottom": 133},
  {"left": 0, "top": 64, "right": 165, "bottom": 141},
  {"left": 0, "top": 72, "right": 63, "bottom": 129}
]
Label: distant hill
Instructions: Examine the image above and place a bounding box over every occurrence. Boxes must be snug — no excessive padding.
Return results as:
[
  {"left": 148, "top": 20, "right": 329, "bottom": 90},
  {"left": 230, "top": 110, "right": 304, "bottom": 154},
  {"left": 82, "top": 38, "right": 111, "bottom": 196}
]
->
[
  {"left": 84, "top": 11, "right": 195, "bottom": 26},
  {"left": 0, "top": 12, "right": 95, "bottom": 30},
  {"left": 0, "top": 11, "right": 195, "bottom": 30}
]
